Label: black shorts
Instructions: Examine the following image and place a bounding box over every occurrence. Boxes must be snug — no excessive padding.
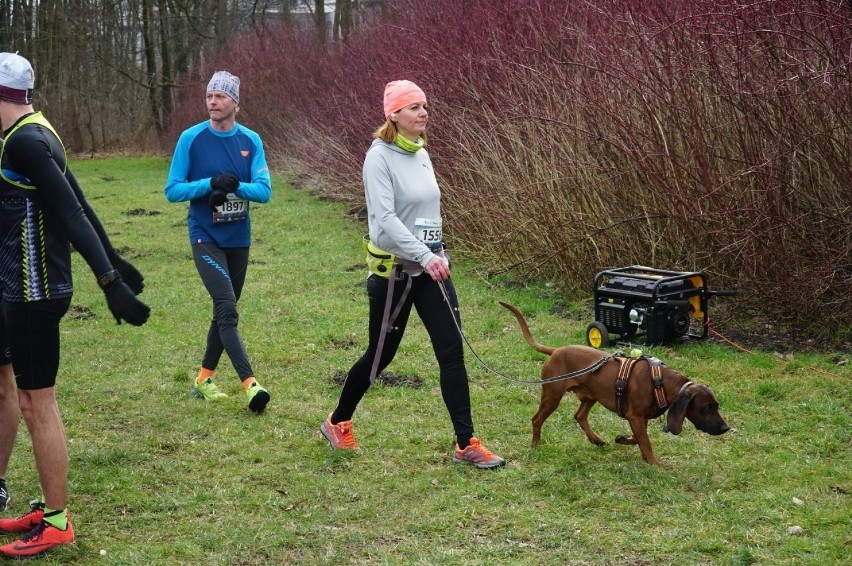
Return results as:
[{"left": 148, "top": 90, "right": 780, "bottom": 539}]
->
[
  {"left": 2, "top": 297, "right": 71, "bottom": 390},
  {"left": 0, "top": 300, "right": 10, "bottom": 367}
]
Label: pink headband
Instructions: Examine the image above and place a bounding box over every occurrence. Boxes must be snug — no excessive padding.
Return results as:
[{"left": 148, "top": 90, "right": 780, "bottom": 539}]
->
[{"left": 383, "top": 80, "right": 426, "bottom": 119}]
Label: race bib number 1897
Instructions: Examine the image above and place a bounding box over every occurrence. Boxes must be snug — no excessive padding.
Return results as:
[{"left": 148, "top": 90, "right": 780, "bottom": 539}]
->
[{"left": 213, "top": 196, "right": 249, "bottom": 223}]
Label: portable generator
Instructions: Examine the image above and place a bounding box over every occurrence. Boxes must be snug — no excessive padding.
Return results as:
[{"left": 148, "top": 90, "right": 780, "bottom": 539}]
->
[{"left": 586, "top": 265, "right": 735, "bottom": 348}]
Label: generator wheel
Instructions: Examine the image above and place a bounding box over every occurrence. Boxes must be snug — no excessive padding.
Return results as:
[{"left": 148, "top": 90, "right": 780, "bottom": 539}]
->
[{"left": 586, "top": 322, "right": 610, "bottom": 349}]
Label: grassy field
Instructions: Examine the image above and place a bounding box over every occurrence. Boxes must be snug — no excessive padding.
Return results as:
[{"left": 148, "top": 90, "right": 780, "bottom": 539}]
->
[{"left": 4, "top": 156, "right": 848, "bottom": 565}]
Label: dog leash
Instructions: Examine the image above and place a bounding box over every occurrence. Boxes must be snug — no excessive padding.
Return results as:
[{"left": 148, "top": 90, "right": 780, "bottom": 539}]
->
[
  {"left": 437, "top": 281, "right": 613, "bottom": 385},
  {"left": 368, "top": 264, "right": 413, "bottom": 384}
]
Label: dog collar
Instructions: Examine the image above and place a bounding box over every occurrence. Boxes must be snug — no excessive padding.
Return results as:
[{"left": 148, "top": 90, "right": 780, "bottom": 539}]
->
[{"left": 678, "top": 381, "right": 694, "bottom": 395}]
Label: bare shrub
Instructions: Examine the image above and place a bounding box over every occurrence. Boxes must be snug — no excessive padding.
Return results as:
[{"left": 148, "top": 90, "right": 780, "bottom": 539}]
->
[{"left": 163, "top": 0, "right": 852, "bottom": 345}]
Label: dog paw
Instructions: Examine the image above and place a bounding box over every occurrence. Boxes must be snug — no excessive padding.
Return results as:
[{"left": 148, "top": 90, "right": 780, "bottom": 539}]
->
[{"left": 615, "top": 435, "right": 638, "bottom": 445}]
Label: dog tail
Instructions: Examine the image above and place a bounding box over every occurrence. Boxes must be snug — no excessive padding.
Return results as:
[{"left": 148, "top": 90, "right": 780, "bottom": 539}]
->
[{"left": 498, "top": 301, "right": 556, "bottom": 356}]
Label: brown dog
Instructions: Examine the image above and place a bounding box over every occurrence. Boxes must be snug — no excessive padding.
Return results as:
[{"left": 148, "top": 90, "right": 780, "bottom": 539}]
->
[{"left": 499, "top": 301, "right": 729, "bottom": 465}]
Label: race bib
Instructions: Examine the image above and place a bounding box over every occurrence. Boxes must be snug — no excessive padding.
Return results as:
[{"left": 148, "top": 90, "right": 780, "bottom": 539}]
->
[
  {"left": 414, "top": 218, "right": 443, "bottom": 251},
  {"left": 212, "top": 195, "right": 249, "bottom": 223}
]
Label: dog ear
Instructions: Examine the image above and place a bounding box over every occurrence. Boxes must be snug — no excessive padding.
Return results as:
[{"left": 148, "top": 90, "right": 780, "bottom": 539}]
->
[{"left": 664, "top": 383, "right": 695, "bottom": 435}]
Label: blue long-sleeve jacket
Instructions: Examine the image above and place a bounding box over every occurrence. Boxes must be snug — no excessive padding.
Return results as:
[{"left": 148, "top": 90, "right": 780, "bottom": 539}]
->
[{"left": 165, "top": 121, "right": 271, "bottom": 248}]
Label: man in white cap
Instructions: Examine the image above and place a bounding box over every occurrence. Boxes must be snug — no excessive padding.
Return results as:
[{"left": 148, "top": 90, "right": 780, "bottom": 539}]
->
[
  {"left": 165, "top": 70, "right": 272, "bottom": 413},
  {"left": 0, "top": 51, "right": 150, "bottom": 557}
]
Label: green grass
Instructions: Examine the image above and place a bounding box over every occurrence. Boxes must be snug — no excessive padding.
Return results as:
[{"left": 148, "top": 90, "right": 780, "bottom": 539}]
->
[{"left": 5, "top": 156, "right": 848, "bottom": 565}]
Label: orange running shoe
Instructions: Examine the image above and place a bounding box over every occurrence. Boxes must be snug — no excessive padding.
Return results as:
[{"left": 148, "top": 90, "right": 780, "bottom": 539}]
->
[
  {"left": 320, "top": 414, "right": 361, "bottom": 452},
  {"left": 0, "top": 503, "right": 44, "bottom": 534},
  {"left": 0, "top": 518, "right": 75, "bottom": 558},
  {"left": 452, "top": 437, "right": 506, "bottom": 469}
]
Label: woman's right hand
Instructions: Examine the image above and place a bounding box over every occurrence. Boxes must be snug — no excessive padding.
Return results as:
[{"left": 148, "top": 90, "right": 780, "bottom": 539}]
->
[{"left": 425, "top": 255, "right": 450, "bottom": 282}]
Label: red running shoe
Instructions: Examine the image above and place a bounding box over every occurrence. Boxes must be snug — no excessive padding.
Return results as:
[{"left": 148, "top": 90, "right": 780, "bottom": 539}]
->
[
  {"left": 0, "top": 517, "right": 75, "bottom": 558},
  {"left": 0, "top": 503, "right": 44, "bottom": 534}
]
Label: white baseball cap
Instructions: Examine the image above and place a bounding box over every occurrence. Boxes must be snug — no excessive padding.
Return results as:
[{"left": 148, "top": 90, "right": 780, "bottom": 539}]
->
[{"left": 0, "top": 52, "right": 35, "bottom": 104}]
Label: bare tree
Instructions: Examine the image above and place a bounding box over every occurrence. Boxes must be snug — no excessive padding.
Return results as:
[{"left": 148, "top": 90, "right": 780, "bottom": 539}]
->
[
  {"left": 1, "top": 0, "right": 381, "bottom": 151},
  {"left": 333, "top": 0, "right": 353, "bottom": 41}
]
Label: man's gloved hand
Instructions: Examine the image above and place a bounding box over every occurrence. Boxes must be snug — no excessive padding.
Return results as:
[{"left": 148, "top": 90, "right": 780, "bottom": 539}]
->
[
  {"left": 211, "top": 174, "right": 240, "bottom": 193},
  {"left": 210, "top": 174, "right": 239, "bottom": 209},
  {"left": 110, "top": 255, "right": 145, "bottom": 295},
  {"left": 209, "top": 189, "right": 229, "bottom": 209},
  {"left": 103, "top": 278, "right": 151, "bottom": 326}
]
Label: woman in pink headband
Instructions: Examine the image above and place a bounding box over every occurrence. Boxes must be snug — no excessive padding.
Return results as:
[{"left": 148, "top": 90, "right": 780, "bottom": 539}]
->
[{"left": 320, "top": 80, "right": 505, "bottom": 469}]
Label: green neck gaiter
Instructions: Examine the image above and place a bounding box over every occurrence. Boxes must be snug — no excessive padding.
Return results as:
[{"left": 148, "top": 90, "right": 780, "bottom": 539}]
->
[{"left": 394, "top": 134, "right": 424, "bottom": 153}]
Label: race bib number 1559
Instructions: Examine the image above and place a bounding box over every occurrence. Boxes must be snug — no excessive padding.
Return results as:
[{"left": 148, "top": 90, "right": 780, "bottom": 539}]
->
[{"left": 414, "top": 218, "right": 443, "bottom": 251}]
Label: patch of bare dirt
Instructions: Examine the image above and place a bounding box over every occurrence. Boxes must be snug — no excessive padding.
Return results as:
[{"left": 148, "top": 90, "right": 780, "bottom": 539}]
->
[
  {"left": 124, "top": 208, "right": 161, "bottom": 216},
  {"left": 68, "top": 304, "right": 96, "bottom": 321},
  {"left": 707, "top": 318, "right": 850, "bottom": 356},
  {"left": 331, "top": 370, "right": 424, "bottom": 388}
]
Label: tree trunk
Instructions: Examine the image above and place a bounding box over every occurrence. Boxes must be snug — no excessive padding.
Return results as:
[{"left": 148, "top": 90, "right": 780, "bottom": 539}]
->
[
  {"left": 315, "top": 0, "right": 326, "bottom": 41},
  {"left": 142, "top": 0, "right": 161, "bottom": 134},
  {"left": 158, "top": 0, "right": 173, "bottom": 134}
]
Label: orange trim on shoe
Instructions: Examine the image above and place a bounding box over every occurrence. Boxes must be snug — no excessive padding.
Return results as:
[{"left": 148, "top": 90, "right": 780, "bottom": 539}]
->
[
  {"left": 321, "top": 414, "right": 361, "bottom": 452},
  {"left": 452, "top": 437, "right": 506, "bottom": 469},
  {"left": 197, "top": 367, "right": 215, "bottom": 383}
]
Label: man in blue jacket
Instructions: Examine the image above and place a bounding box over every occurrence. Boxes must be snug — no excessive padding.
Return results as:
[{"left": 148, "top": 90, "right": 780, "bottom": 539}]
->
[{"left": 165, "top": 70, "right": 272, "bottom": 414}]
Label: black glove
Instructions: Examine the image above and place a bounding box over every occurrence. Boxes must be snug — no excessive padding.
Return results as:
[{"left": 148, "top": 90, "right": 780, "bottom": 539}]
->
[
  {"left": 211, "top": 174, "right": 240, "bottom": 193},
  {"left": 110, "top": 255, "right": 144, "bottom": 295},
  {"left": 104, "top": 278, "right": 151, "bottom": 326},
  {"left": 209, "top": 189, "right": 229, "bottom": 209}
]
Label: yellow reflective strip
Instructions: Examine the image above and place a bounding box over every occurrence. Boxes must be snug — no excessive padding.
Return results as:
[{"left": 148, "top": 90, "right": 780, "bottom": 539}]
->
[
  {"left": 39, "top": 210, "right": 49, "bottom": 299},
  {"left": 21, "top": 220, "right": 30, "bottom": 301}
]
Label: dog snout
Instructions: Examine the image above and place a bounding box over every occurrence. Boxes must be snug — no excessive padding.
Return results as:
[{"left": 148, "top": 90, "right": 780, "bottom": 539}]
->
[
  {"left": 706, "top": 425, "right": 729, "bottom": 436},
  {"left": 697, "top": 418, "right": 729, "bottom": 435}
]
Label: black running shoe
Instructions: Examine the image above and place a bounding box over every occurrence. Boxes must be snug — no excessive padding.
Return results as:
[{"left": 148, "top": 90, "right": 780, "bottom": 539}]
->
[{"left": 0, "top": 479, "right": 8, "bottom": 511}]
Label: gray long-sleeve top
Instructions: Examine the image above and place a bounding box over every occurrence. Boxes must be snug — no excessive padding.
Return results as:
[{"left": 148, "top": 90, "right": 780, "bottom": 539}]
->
[{"left": 364, "top": 138, "right": 443, "bottom": 272}]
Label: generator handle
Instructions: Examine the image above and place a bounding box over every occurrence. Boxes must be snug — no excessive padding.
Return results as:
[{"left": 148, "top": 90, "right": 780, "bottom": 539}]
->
[
  {"left": 708, "top": 289, "right": 737, "bottom": 297},
  {"left": 655, "top": 299, "right": 690, "bottom": 307}
]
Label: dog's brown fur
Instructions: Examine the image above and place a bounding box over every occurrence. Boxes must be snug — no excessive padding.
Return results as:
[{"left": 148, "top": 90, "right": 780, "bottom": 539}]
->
[{"left": 500, "top": 301, "right": 729, "bottom": 465}]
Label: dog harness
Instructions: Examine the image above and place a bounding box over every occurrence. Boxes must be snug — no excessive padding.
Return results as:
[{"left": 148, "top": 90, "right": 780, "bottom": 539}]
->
[
  {"left": 613, "top": 354, "right": 668, "bottom": 418},
  {"left": 648, "top": 357, "right": 667, "bottom": 410}
]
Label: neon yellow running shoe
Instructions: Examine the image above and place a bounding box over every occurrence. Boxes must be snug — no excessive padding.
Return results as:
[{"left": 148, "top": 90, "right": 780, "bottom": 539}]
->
[
  {"left": 246, "top": 382, "right": 270, "bottom": 414},
  {"left": 192, "top": 377, "right": 228, "bottom": 401}
]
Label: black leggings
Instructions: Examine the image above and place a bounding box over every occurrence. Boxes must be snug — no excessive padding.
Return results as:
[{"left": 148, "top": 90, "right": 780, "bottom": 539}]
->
[
  {"left": 2, "top": 297, "right": 71, "bottom": 390},
  {"left": 333, "top": 272, "right": 474, "bottom": 439},
  {"left": 192, "top": 243, "right": 253, "bottom": 381}
]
